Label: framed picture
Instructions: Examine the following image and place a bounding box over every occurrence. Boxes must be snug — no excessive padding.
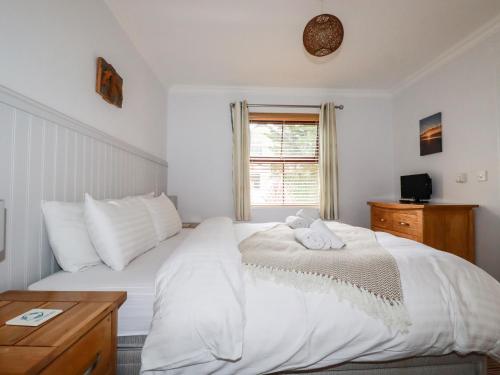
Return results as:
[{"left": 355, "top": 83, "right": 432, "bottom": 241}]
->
[
  {"left": 96, "top": 57, "right": 123, "bottom": 108},
  {"left": 420, "top": 112, "right": 442, "bottom": 156}
]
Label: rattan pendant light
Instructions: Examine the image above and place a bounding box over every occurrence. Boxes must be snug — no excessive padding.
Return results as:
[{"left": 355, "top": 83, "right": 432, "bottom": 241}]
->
[{"left": 303, "top": 14, "right": 344, "bottom": 57}]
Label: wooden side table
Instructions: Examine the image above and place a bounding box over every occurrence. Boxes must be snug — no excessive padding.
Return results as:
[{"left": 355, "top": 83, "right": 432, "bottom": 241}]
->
[{"left": 0, "top": 290, "right": 126, "bottom": 374}]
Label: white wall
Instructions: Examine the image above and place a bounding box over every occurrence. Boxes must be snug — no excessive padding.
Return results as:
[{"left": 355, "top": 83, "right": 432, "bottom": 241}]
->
[
  {"left": 0, "top": 0, "right": 166, "bottom": 159},
  {"left": 167, "top": 86, "right": 395, "bottom": 227},
  {"left": 393, "top": 29, "right": 500, "bottom": 280}
]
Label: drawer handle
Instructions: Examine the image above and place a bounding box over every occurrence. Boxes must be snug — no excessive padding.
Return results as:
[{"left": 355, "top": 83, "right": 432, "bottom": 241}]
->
[
  {"left": 399, "top": 221, "right": 410, "bottom": 226},
  {"left": 379, "top": 218, "right": 385, "bottom": 222},
  {"left": 83, "top": 352, "right": 101, "bottom": 375}
]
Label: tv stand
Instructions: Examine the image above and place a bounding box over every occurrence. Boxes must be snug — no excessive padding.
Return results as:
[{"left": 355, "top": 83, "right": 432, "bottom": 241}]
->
[{"left": 367, "top": 201, "right": 478, "bottom": 263}]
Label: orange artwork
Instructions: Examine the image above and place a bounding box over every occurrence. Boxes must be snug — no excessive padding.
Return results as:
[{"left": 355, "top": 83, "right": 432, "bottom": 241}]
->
[
  {"left": 419, "top": 112, "right": 442, "bottom": 156},
  {"left": 96, "top": 57, "right": 123, "bottom": 108}
]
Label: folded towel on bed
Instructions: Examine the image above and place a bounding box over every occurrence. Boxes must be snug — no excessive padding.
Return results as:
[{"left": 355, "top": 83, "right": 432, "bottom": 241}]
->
[
  {"left": 294, "top": 228, "right": 327, "bottom": 249},
  {"left": 296, "top": 208, "right": 320, "bottom": 221},
  {"left": 310, "top": 219, "right": 345, "bottom": 249},
  {"left": 285, "top": 215, "right": 311, "bottom": 229},
  {"left": 294, "top": 219, "right": 345, "bottom": 250}
]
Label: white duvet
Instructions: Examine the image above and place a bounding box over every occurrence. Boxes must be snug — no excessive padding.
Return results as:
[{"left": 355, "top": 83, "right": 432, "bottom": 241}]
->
[{"left": 141, "top": 218, "right": 500, "bottom": 374}]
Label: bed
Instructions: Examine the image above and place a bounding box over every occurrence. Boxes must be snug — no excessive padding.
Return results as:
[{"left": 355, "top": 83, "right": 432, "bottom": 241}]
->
[
  {"left": 29, "top": 220, "right": 500, "bottom": 375},
  {"left": 30, "top": 228, "right": 193, "bottom": 336}
]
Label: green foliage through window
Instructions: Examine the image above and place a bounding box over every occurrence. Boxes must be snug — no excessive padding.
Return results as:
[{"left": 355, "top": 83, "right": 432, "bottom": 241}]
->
[{"left": 249, "top": 120, "right": 319, "bottom": 206}]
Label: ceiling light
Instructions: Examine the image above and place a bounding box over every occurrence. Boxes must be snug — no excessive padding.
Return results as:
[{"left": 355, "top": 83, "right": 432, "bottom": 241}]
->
[{"left": 303, "top": 14, "right": 344, "bottom": 57}]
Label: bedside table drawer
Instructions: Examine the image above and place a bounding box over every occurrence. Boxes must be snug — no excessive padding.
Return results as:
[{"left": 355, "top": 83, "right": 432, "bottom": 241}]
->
[{"left": 41, "top": 313, "right": 112, "bottom": 375}]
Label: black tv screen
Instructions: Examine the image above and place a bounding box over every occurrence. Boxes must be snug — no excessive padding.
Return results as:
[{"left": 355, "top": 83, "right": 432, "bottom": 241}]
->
[{"left": 400, "top": 174, "right": 432, "bottom": 202}]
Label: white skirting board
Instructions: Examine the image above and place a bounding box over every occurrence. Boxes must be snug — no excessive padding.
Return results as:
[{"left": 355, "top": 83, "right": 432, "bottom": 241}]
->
[{"left": 0, "top": 85, "right": 168, "bottom": 291}]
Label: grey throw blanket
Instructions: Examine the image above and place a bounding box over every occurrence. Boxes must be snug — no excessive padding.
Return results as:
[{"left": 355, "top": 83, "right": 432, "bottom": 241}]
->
[{"left": 239, "top": 222, "right": 411, "bottom": 332}]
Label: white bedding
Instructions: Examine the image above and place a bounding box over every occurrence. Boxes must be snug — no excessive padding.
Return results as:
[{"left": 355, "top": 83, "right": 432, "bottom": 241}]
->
[
  {"left": 29, "top": 229, "right": 193, "bottom": 336},
  {"left": 142, "top": 219, "right": 500, "bottom": 374}
]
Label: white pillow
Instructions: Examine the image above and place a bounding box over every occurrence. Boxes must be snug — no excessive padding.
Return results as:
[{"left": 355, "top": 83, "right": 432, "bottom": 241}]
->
[
  {"left": 41, "top": 201, "right": 102, "bottom": 272},
  {"left": 141, "top": 193, "right": 182, "bottom": 241},
  {"left": 84, "top": 194, "right": 158, "bottom": 270},
  {"left": 138, "top": 192, "right": 155, "bottom": 199}
]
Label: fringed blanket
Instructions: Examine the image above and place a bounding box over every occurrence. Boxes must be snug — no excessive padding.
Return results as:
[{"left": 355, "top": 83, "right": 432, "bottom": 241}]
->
[{"left": 239, "top": 222, "right": 411, "bottom": 332}]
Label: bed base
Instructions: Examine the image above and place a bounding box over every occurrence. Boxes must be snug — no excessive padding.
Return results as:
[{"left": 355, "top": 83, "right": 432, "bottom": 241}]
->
[
  {"left": 117, "top": 335, "right": 146, "bottom": 375},
  {"left": 277, "top": 353, "right": 486, "bottom": 375},
  {"left": 117, "top": 335, "right": 486, "bottom": 375}
]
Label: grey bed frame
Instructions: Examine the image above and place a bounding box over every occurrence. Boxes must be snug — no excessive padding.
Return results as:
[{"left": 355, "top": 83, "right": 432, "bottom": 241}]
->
[{"left": 116, "top": 336, "right": 486, "bottom": 375}]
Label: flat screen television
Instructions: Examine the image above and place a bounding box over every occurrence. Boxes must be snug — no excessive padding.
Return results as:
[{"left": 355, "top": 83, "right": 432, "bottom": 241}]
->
[{"left": 400, "top": 173, "right": 432, "bottom": 203}]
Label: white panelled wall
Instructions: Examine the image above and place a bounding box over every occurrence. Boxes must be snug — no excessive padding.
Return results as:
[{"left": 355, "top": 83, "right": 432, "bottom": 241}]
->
[{"left": 0, "top": 87, "right": 167, "bottom": 291}]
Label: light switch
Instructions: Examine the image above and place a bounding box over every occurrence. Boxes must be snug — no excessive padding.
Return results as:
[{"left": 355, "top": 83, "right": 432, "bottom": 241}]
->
[
  {"left": 456, "top": 173, "right": 467, "bottom": 183},
  {"left": 477, "top": 170, "right": 488, "bottom": 182}
]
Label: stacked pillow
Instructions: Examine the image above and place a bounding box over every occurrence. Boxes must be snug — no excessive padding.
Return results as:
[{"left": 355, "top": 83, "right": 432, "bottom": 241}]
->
[
  {"left": 41, "top": 192, "right": 182, "bottom": 272},
  {"left": 140, "top": 193, "right": 182, "bottom": 241},
  {"left": 41, "top": 201, "right": 101, "bottom": 272},
  {"left": 84, "top": 194, "right": 159, "bottom": 271}
]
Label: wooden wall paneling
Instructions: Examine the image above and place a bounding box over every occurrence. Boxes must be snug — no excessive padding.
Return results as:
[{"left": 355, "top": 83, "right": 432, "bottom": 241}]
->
[
  {"left": 0, "top": 103, "right": 15, "bottom": 292},
  {"left": 75, "top": 132, "right": 85, "bottom": 201},
  {"left": 26, "top": 117, "right": 44, "bottom": 287},
  {"left": 98, "top": 141, "right": 106, "bottom": 200},
  {"left": 55, "top": 126, "right": 66, "bottom": 202},
  {"left": 106, "top": 143, "right": 113, "bottom": 199},
  {"left": 112, "top": 146, "right": 119, "bottom": 199},
  {"left": 65, "top": 131, "right": 76, "bottom": 202},
  {"left": 0, "top": 86, "right": 168, "bottom": 291},
  {"left": 90, "top": 137, "right": 97, "bottom": 198},
  {"left": 41, "top": 122, "right": 57, "bottom": 278},
  {"left": 11, "top": 110, "right": 30, "bottom": 289}
]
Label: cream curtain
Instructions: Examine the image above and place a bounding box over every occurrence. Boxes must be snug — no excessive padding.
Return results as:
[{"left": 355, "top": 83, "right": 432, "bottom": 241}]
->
[
  {"left": 231, "top": 100, "right": 251, "bottom": 221},
  {"left": 319, "top": 102, "right": 339, "bottom": 220}
]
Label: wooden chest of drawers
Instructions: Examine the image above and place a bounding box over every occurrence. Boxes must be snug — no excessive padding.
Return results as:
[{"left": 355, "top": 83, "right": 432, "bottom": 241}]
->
[
  {"left": 368, "top": 201, "right": 478, "bottom": 263},
  {"left": 0, "top": 290, "right": 126, "bottom": 375}
]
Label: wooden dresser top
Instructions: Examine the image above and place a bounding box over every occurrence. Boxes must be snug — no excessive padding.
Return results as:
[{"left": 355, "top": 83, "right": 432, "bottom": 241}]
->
[
  {"left": 367, "top": 201, "right": 478, "bottom": 210},
  {"left": 0, "top": 290, "right": 126, "bottom": 374}
]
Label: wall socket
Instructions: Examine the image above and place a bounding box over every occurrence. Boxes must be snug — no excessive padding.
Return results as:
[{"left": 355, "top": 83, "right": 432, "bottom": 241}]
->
[{"left": 456, "top": 173, "right": 467, "bottom": 183}]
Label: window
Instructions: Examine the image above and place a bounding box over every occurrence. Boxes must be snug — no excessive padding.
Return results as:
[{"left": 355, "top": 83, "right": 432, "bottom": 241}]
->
[{"left": 249, "top": 113, "right": 319, "bottom": 206}]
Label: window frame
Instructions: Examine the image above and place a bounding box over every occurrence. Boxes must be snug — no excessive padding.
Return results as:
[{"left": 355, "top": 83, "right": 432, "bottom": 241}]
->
[{"left": 248, "top": 112, "right": 320, "bottom": 207}]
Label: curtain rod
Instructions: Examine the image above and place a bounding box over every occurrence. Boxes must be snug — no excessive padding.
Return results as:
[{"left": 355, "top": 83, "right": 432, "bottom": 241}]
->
[{"left": 247, "top": 103, "right": 344, "bottom": 110}]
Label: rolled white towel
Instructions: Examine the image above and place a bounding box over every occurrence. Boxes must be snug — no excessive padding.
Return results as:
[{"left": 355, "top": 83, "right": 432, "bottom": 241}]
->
[
  {"left": 285, "top": 216, "right": 311, "bottom": 229},
  {"left": 310, "top": 219, "right": 345, "bottom": 249},
  {"left": 296, "top": 208, "right": 320, "bottom": 221},
  {"left": 294, "top": 228, "right": 330, "bottom": 250}
]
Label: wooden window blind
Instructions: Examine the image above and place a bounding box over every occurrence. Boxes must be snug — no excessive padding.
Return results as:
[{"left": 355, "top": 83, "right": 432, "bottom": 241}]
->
[{"left": 249, "top": 113, "right": 320, "bottom": 206}]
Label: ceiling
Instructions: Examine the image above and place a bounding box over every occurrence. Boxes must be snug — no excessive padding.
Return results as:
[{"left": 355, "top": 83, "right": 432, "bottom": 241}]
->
[{"left": 105, "top": 0, "right": 500, "bottom": 90}]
